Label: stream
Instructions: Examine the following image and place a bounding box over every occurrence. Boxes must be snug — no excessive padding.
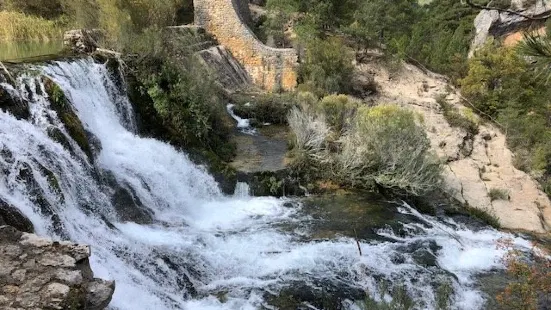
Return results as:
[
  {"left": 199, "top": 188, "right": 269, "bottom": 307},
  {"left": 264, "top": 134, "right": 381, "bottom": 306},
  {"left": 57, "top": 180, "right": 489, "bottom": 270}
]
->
[{"left": 0, "top": 58, "right": 533, "bottom": 309}]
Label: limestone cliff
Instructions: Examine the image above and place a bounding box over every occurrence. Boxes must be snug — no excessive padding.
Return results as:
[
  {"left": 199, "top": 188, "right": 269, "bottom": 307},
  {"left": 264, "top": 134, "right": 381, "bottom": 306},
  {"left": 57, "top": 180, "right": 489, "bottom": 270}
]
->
[
  {"left": 360, "top": 61, "right": 551, "bottom": 234},
  {"left": 471, "top": 0, "right": 551, "bottom": 55},
  {"left": 0, "top": 226, "right": 115, "bottom": 309}
]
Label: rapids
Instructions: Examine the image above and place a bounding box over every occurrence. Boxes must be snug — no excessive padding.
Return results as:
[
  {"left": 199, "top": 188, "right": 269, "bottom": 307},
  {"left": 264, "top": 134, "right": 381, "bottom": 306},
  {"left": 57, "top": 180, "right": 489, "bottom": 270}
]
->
[{"left": 0, "top": 58, "right": 532, "bottom": 309}]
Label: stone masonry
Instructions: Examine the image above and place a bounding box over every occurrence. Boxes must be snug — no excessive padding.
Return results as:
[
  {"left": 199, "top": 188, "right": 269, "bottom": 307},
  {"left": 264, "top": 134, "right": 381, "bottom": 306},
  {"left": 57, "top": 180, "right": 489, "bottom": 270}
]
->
[{"left": 194, "top": 0, "right": 298, "bottom": 91}]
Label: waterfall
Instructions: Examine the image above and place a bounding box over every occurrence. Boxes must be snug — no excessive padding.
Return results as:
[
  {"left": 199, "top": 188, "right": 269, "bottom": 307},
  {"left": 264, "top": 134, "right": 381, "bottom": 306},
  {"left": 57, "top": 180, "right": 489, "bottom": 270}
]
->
[{"left": 0, "top": 58, "right": 532, "bottom": 310}]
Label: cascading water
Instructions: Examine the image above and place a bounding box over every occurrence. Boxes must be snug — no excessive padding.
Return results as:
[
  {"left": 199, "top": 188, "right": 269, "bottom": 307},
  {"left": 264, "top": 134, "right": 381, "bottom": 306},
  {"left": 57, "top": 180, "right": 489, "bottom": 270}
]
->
[{"left": 0, "top": 58, "right": 533, "bottom": 310}]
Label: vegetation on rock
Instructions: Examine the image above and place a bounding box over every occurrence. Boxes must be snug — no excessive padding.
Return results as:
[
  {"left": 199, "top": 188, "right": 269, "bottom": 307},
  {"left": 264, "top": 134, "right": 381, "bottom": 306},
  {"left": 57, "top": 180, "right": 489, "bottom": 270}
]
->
[
  {"left": 496, "top": 239, "right": 551, "bottom": 310},
  {"left": 460, "top": 41, "right": 551, "bottom": 197},
  {"left": 43, "top": 77, "right": 93, "bottom": 161},
  {"left": 287, "top": 94, "right": 442, "bottom": 197}
]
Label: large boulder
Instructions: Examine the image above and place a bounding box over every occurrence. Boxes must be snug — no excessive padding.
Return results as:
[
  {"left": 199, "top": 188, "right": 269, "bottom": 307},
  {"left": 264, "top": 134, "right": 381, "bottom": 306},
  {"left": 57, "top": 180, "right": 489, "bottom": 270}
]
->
[{"left": 0, "top": 226, "right": 115, "bottom": 309}]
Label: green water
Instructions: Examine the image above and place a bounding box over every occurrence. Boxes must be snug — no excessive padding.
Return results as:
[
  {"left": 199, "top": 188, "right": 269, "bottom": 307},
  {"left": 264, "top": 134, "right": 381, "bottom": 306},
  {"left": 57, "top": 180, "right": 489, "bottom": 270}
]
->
[{"left": 0, "top": 41, "right": 64, "bottom": 62}]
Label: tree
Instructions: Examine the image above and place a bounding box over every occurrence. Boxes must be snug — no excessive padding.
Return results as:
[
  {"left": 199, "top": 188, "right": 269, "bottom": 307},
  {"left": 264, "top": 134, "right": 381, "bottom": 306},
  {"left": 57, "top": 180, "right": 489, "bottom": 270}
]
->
[{"left": 344, "top": 0, "right": 418, "bottom": 57}]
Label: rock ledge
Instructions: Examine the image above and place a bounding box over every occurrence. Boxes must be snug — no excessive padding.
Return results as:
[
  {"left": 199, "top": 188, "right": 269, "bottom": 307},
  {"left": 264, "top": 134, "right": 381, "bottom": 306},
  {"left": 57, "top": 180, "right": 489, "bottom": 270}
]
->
[{"left": 0, "top": 226, "right": 114, "bottom": 310}]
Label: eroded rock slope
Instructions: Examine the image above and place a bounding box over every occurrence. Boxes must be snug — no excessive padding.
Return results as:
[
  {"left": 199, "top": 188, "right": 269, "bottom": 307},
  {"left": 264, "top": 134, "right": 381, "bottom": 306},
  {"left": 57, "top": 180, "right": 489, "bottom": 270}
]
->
[{"left": 360, "top": 62, "right": 551, "bottom": 233}]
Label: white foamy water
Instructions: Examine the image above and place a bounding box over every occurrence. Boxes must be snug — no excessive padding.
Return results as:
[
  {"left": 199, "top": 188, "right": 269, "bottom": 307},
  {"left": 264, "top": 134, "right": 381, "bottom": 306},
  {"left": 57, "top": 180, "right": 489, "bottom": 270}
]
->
[
  {"left": 0, "top": 59, "right": 532, "bottom": 310},
  {"left": 226, "top": 103, "right": 256, "bottom": 135}
]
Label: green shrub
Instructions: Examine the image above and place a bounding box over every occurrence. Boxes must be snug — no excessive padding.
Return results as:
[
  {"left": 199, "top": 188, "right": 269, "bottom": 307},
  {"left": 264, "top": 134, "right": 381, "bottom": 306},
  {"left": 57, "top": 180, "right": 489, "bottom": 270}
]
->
[
  {"left": 298, "top": 37, "right": 354, "bottom": 96},
  {"left": 287, "top": 101, "right": 443, "bottom": 196},
  {"left": 335, "top": 105, "right": 442, "bottom": 196},
  {"left": 135, "top": 57, "right": 234, "bottom": 161},
  {"left": 465, "top": 205, "right": 501, "bottom": 229},
  {"left": 317, "top": 94, "right": 359, "bottom": 134},
  {"left": 436, "top": 94, "right": 478, "bottom": 135},
  {"left": 231, "top": 92, "right": 296, "bottom": 125},
  {"left": 461, "top": 43, "right": 551, "bottom": 199}
]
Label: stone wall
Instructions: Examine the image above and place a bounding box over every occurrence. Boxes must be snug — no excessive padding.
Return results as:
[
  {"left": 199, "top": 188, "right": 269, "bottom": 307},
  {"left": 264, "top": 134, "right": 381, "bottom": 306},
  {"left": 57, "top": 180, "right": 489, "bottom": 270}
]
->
[{"left": 194, "top": 0, "right": 298, "bottom": 91}]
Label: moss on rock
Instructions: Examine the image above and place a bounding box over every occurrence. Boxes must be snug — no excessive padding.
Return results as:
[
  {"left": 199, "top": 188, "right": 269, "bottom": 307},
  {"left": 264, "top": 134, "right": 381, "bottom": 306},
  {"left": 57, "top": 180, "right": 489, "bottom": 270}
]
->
[{"left": 42, "top": 76, "right": 93, "bottom": 161}]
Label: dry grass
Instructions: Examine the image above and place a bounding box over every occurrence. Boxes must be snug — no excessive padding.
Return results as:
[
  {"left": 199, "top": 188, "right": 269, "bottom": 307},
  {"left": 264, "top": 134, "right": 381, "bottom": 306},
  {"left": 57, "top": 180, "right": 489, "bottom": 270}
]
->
[{"left": 0, "top": 11, "right": 66, "bottom": 42}]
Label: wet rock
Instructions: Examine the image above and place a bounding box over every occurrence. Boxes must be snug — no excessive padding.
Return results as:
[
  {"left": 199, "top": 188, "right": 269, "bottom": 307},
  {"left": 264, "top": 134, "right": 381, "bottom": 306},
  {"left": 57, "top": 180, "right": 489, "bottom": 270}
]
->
[
  {"left": 267, "top": 281, "right": 366, "bottom": 310},
  {"left": 0, "top": 80, "right": 30, "bottom": 120},
  {"left": 240, "top": 170, "right": 306, "bottom": 197},
  {"left": 15, "top": 162, "right": 67, "bottom": 237},
  {"left": 412, "top": 249, "right": 438, "bottom": 267},
  {"left": 0, "top": 226, "right": 114, "bottom": 309},
  {"left": 111, "top": 186, "right": 154, "bottom": 224},
  {"left": 85, "top": 279, "right": 115, "bottom": 310},
  {"left": 0, "top": 199, "right": 34, "bottom": 233},
  {"left": 42, "top": 76, "right": 93, "bottom": 161}
]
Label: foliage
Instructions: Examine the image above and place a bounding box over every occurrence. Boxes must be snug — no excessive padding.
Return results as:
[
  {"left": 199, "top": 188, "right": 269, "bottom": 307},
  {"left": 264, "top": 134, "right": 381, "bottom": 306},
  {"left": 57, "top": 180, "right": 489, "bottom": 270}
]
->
[
  {"left": 436, "top": 94, "right": 479, "bottom": 135},
  {"left": 134, "top": 56, "right": 234, "bottom": 161},
  {"left": 0, "top": 0, "right": 192, "bottom": 46},
  {"left": 496, "top": 239, "right": 551, "bottom": 310},
  {"left": 316, "top": 94, "right": 359, "bottom": 134},
  {"left": 231, "top": 92, "right": 296, "bottom": 125},
  {"left": 298, "top": 37, "right": 354, "bottom": 95},
  {"left": 287, "top": 104, "right": 330, "bottom": 158},
  {"left": 287, "top": 99, "right": 443, "bottom": 197},
  {"left": 518, "top": 30, "right": 551, "bottom": 83},
  {"left": 460, "top": 43, "right": 535, "bottom": 118},
  {"left": 404, "top": 0, "right": 478, "bottom": 81},
  {"left": 465, "top": 205, "right": 501, "bottom": 228},
  {"left": 461, "top": 43, "right": 551, "bottom": 197},
  {"left": 0, "top": 11, "right": 66, "bottom": 42},
  {"left": 266, "top": 0, "right": 478, "bottom": 80},
  {"left": 343, "top": 0, "right": 418, "bottom": 59},
  {"left": 335, "top": 105, "right": 442, "bottom": 196}
]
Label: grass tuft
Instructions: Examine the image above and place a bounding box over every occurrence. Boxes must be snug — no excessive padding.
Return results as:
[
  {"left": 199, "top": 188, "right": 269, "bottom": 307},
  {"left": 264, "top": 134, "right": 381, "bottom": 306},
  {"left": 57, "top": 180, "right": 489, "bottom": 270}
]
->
[{"left": 489, "top": 188, "right": 510, "bottom": 201}]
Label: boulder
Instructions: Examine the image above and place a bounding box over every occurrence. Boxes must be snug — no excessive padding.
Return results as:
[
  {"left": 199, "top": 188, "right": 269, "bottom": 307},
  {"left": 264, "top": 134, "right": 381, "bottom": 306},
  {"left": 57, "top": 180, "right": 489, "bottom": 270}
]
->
[
  {"left": 0, "top": 199, "right": 34, "bottom": 233},
  {"left": 0, "top": 226, "right": 115, "bottom": 309},
  {"left": 0, "top": 76, "right": 30, "bottom": 120},
  {"left": 63, "top": 29, "right": 104, "bottom": 54}
]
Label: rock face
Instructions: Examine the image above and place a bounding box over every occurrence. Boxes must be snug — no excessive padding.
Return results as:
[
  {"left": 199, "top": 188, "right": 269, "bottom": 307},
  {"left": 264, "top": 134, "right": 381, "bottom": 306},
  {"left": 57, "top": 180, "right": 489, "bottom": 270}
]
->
[
  {"left": 0, "top": 226, "right": 115, "bottom": 309},
  {"left": 360, "top": 61, "right": 551, "bottom": 234},
  {"left": 197, "top": 45, "right": 252, "bottom": 92},
  {"left": 470, "top": 0, "right": 551, "bottom": 55},
  {"left": 164, "top": 25, "right": 253, "bottom": 93},
  {"left": 63, "top": 29, "right": 104, "bottom": 54}
]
